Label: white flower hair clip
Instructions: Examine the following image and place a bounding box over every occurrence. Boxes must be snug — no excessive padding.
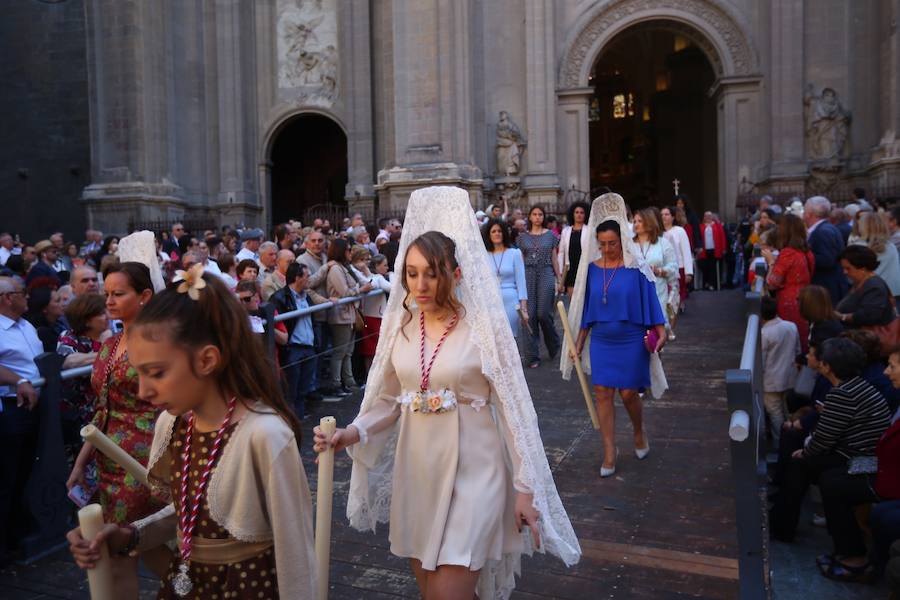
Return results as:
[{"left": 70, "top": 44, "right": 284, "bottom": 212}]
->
[{"left": 173, "top": 263, "right": 207, "bottom": 300}]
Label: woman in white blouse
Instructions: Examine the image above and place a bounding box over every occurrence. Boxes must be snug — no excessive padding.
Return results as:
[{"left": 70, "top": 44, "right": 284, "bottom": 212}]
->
[
  {"left": 633, "top": 208, "right": 679, "bottom": 334},
  {"left": 350, "top": 246, "right": 393, "bottom": 371},
  {"left": 661, "top": 205, "right": 694, "bottom": 332}
]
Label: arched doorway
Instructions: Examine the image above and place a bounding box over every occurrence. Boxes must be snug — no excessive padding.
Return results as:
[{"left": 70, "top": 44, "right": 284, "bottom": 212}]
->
[
  {"left": 588, "top": 25, "right": 717, "bottom": 212},
  {"left": 269, "top": 114, "right": 348, "bottom": 225}
]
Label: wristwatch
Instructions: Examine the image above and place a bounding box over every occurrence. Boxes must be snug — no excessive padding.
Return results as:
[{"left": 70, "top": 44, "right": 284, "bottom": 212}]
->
[{"left": 15, "top": 378, "right": 29, "bottom": 388}]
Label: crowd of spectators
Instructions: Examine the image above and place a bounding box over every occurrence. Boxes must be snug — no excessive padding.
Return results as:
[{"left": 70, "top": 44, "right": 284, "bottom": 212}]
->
[{"left": 752, "top": 190, "right": 900, "bottom": 590}]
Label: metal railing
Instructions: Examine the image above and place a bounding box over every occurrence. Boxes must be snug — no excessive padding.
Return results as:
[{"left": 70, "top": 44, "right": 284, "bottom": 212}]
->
[
  {"left": 724, "top": 264, "right": 771, "bottom": 599},
  {"left": 17, "top": 288, "right": 385, "bottom": 561}
]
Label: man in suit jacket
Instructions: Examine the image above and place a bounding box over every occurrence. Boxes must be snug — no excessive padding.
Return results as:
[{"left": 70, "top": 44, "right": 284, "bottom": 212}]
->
[{"left": 804, "top": 196, "right": 849, "bottom": 304}]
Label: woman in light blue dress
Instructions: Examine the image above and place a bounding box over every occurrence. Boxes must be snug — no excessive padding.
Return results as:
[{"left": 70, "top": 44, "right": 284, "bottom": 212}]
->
[{"left": 482, "top": 218, "right": 528, "bottom": 337}]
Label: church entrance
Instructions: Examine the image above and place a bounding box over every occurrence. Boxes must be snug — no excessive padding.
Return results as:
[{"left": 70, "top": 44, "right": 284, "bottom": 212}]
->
[
  {"left": 588, "top": 25, "right": 718, "bottom": 214},
  {"left": 269, "top": 113, "right": 348, "bottom": 225}
]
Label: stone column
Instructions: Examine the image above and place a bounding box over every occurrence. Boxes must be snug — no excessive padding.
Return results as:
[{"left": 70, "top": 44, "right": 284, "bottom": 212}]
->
[
  {"left": 339, "top": 0, "right": 376, "bottom": 211},
  {"left": 522, "top": 0, "right": 559, "bottom": 204},
  {"left": 714, "top": 77, "right": 763, "bottom": 222},
  {"left": 212, "top": 0, "right": 260, "bottom": 226},
  {"left": 768, "top": 0, "right": 806, "bottom": 183},
  {"left": 555, "top": 87, "right": 593, "bottom": 197},
  {"left": 81, "top": 0, "right": 185, "bottom": 234},
  {"left": 376, "top": 0, "right": 482, "bottom": 214}
]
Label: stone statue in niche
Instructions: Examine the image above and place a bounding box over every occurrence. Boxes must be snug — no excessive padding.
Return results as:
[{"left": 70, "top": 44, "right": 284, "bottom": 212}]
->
[
  {"left": 804, "top": 85, "right": 851, "bottom": 163},
  {"left": 496, "top": 111, "right": 527, "bottom": 176}
]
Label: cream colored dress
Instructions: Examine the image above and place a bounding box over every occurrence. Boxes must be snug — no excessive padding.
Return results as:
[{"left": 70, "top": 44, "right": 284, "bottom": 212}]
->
[{"left": 351, "top": 316, "right": 528, "bottom": 571}]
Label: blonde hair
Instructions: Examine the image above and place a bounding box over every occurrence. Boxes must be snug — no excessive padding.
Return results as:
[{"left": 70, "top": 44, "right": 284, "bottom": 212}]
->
[
  {"left": 350, "top": 245, "right": 371, "bottom": 264},
  {"left": 858, "top": 211, "right": 890, "bottom": 254}
]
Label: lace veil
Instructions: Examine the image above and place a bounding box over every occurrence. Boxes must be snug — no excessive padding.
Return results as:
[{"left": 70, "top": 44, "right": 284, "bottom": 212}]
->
[
  {"left": 346, "top": 186, "right": 581, "bottom": 599},
  {"left": 559, "top": 193, "right": 668, "bottom": 398},
  {"left": 117, "top": 230, "right": 166, "bottom": 292}
]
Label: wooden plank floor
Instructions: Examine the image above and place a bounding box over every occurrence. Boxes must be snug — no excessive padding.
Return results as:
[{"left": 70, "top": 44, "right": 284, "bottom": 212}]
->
[{"left": 1, "top": 289, "right": 746, "bottom": 599}]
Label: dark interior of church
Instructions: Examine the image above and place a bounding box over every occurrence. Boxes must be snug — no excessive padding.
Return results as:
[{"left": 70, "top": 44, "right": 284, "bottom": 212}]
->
[
  {"left": 590, "top": 26, "right": 718, "bottom": 214},
  {"left": 270, "top": 114, "right": 349, "bottom": 225}
]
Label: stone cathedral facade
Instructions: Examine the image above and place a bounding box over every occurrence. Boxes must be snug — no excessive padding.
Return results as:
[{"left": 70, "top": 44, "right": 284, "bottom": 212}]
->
[{"left": 4, "top": 0, "right": 900, "bottom": 239}]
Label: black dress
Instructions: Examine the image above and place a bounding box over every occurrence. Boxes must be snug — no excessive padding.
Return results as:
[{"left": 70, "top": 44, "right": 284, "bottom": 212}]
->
[{"left": 564, "top": 228, "right": 582, "bottom": 288}]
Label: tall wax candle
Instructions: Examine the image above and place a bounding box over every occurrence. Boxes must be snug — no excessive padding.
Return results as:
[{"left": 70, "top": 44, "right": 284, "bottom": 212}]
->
[
  {"left": 77, "top": 503, "right": 115, "bottom": 600},
  {"left": 81, "top": 424, "right": 150, "bottom": 488},
  {"left": 315, "top": 416, "right": 337, "bottom": 600}
]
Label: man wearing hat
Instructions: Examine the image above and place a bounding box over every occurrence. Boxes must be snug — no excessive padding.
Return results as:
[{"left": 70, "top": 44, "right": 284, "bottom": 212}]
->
[
  {"left": 24, "top": 240, "right": 62, "bottom": 287},
  {"left": 236, "top": 228, "right": 264, "bottom": 262}
]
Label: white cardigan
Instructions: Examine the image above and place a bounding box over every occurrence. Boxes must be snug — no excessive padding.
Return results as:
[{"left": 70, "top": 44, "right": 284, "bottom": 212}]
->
[
  {"left": 663, "top": 225, "right": 695, "bottom": 276},
  {"left": 136, "top": 404, "right": 317, "bottom": 599},
  {"left": 557, "top": 225, "right": 586, "bottom": 275}
]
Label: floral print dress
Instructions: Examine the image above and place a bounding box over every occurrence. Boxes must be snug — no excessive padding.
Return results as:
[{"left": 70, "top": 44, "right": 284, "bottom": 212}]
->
[
  {"left": 57, "top": 331, "right": 102, "bottom": 467},
  {"left": 90, "top": 334, "right": 163, "bottom": 524}
]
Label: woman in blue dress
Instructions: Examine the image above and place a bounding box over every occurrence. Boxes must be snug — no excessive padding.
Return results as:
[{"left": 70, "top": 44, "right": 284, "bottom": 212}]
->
[
  {"left": 482, "top": 218, "right": 528, "bottom": 337},
  {"left": 562, "top": 195, "right": 668, "bottom": 478}
]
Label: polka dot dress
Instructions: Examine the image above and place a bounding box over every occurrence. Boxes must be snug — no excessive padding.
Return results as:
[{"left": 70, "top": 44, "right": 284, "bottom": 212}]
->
[{"left": 158, "top": 419, "right": 279, "bottom": 600}]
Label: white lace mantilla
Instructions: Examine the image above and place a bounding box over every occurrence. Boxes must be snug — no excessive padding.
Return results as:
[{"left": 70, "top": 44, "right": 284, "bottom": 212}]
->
[
  {"left": 346, "top": 186, "right": 581, "bottom": 599},
  {"left": 117, "top": 230, "right": 166, "bottom": 292},
  {"left": 559, "top": 193, "right": 668, "bottom": 398}
]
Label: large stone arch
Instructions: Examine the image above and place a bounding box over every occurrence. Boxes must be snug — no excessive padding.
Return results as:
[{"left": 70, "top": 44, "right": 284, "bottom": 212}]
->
[
  {"left": 257, "top": 107, "right": 349, "bottom": 229},
  {"left": 559, "top": 0, "right": 758, "bottom": 88},
  {"left": 556, "top": 0, "right": 761, "bottom": 220}
]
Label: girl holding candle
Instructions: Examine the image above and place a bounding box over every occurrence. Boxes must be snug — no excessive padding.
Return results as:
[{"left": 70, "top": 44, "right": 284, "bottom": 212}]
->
[
  {"left": 67, "top": 263, "right": 317, "bottom": 599},
  {"left": 313, "top": 187, "right": 580, "bottom": 600}
]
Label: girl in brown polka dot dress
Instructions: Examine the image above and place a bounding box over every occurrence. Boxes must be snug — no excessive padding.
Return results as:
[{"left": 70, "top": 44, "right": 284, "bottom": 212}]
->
[{"left": 67, "top": 266, "right": 317, "bottom": 599}]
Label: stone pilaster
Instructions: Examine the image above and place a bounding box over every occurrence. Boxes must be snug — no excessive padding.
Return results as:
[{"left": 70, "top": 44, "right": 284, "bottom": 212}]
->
[
  {"left": 523, "top": 0, "right": 559, "bottom": 205},
  {"left": 81, "top": 0, "right": 185, "bottom": 234},
  {"left": 375, "top": 0, "right": 482, "bottom": 214},
  {"left": 212, "top": 0, "right": 260, "bottom": 225},
  {"left": 767, "top": 0, "right": 806, "bottom": 183},
  {"left": 555, "top": 87, "right": 593, "bottom": 197},
  {"left": 713, "top": 77, "right": 763, "bottom": 221}
]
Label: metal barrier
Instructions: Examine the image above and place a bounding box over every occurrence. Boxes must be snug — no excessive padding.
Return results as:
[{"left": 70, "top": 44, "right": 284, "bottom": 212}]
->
[
  {"left": 724, "top": 267, "right": 771, "bottom": 599},
  {"left": 18, "top": 288, "right": 384, "bottom": 561}
]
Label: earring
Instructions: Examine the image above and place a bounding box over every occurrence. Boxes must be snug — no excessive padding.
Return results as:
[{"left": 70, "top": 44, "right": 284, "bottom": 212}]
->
[{"left": 139, "top": 302, "right": 144, "bottom": 306}]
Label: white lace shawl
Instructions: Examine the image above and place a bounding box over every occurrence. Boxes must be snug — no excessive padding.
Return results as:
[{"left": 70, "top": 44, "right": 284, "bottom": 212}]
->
[
  {"left": 346, "top": 186, "right": 581, "bottom": 599},
  {"left": 117, "top": 230, "right": 166, "bottom": 292},
  {"left": 559, "top": 193, "right": 668, "bottom": 398}
]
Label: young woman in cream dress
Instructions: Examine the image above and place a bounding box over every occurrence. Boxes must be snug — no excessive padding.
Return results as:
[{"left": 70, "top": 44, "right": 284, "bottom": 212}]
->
[{"left": 314, "top": 187, "right": 580, "bottom": 600}]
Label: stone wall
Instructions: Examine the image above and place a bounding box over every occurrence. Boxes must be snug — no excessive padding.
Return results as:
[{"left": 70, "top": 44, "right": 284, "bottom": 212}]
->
[{"left": 0, "top": 0, "right": 90, "bottom": 243}]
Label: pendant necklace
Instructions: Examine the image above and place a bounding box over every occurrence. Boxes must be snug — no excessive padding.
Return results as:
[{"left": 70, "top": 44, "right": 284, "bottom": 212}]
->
[
  {"left": 172, "top": 396, "right": 238, "bottom": 597},
  {"left": 492, "top": 249, "right": 505, "bottom": 281},
  {"left": 601, "top": 260, "right": 622, "bottom": 305},
  {"left": 419, "top": 311, "right": 459, "bottom": 392}
]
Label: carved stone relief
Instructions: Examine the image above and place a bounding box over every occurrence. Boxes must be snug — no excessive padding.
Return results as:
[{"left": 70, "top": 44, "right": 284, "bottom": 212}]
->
[
  {"left": 495, "top": 111, "right": 527, "bottom": 177},
  {"left": 277, "top": 0, "right": 338, "bottom": 106},
  {"left": 804, "top": 85, "right": 851, "bottom": 192}
]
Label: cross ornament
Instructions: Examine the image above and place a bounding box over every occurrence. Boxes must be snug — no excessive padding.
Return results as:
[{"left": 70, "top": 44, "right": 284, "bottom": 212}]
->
[{"left": 672, "top": 178, "right": 680, "bottom": 196}]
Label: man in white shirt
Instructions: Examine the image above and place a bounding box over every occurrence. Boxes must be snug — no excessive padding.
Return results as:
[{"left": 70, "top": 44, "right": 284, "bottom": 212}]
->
[
  {"left": 0, "top": 233, "right": 18, "bottom": 267},
  {"left": 0, "top": 276, "right": 42, "bottom": 559},
  {"left": 256, "top": 241, "right": 278, "bottom": 283},
  {"left": 236, "top": 228, "right": 263, "bottom": 262},
  {"left": 760, "top": 296, "right": 800, "bottom": 445}
]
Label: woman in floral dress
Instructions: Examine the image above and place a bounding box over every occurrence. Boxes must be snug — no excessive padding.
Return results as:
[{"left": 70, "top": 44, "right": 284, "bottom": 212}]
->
[{"left": 66, "top": 262, "right": 163, "bottom": 595}]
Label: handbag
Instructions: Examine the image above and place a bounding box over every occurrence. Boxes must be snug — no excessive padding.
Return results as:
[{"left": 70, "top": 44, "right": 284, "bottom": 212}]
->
[
  {"left": 847, "top": 455, "right": 878, "bottom": 475},
  {"left": 793, "top": 365, "right": 817, "bottom": 399},
  {"left": 353, "top": 306, "right": 366, "bottom": 333},
  {"left": 644, "top": 328, "right": 661, "bottom": 353}
]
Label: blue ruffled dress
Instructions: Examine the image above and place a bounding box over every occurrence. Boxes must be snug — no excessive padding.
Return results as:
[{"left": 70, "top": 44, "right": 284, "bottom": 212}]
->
[{"left": 581, "top": 263, "right": 666, "bottom": 389}]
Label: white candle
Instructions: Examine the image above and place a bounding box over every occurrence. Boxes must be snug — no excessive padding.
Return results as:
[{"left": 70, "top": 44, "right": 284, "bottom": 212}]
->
[
  {"left": 81, "top": 424, "right": 150, "bottom": 488},
  {"left": 78, "top": 503, "right": 115, "bottom": 600},
  {"left": 315, "top": 416, "right": 337, "bottom": 600},
  {"left": 557, "top": 301, "right": 601, "bottom": 430}
]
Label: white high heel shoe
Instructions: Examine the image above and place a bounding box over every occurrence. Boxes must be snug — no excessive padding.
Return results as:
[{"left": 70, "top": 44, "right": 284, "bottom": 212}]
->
[
  {"left": 635, "top": 436, "right": 650, "bottom": 460},
  {"left": 600, "top": 448, "right": 619, "bottom": 478}
]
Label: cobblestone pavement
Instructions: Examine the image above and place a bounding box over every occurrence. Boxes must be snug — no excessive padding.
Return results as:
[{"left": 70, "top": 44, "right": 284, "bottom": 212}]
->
[{"left": 1, "top": 290, "right": 883, "bottom": 599}]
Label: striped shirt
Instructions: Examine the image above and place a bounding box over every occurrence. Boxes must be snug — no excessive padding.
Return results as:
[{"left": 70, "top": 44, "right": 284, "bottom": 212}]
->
[{"left": 805, "top": 376, "right": 892, "bottom": 459}]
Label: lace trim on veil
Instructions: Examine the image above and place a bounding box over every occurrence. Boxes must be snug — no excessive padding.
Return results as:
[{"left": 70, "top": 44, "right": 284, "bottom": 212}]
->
[
  {"left": 346, "top": 186, "right": 580, "bottom": 599},
  {"left": 559, "top": 193, "right": 668, "bottom": 398}
]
